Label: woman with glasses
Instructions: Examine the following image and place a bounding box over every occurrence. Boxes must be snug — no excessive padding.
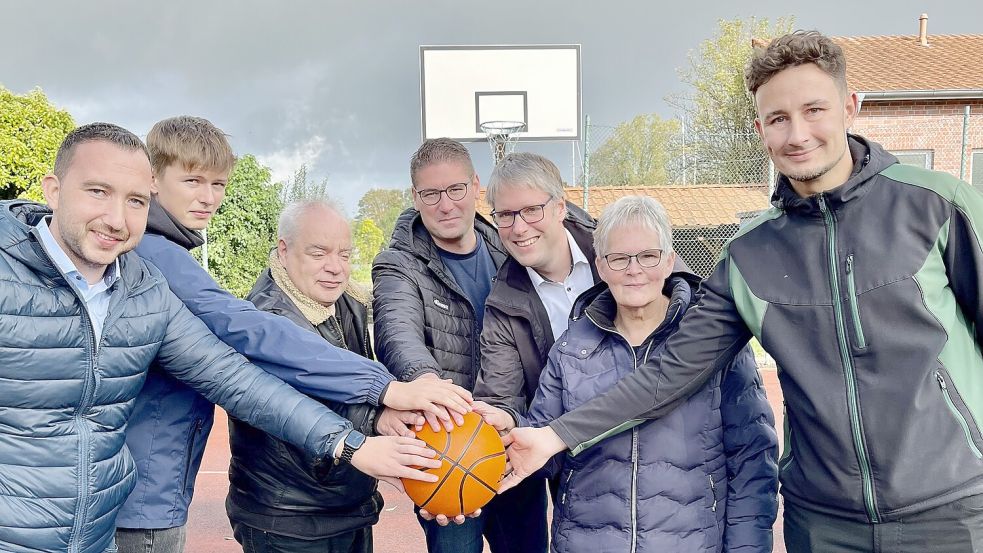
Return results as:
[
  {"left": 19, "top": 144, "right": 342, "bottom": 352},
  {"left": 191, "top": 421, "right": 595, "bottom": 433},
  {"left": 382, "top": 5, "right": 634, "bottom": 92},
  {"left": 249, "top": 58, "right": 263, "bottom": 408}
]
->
[{"left": 481, "top": 195, "right": 778, "bottom": 553}]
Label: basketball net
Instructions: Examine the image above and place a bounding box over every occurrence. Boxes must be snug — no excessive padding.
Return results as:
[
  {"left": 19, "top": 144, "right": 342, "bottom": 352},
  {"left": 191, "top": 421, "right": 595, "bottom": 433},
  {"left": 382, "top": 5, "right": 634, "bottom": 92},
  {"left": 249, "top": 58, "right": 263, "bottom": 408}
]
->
[{"left": 480, "top": 121, "right": 526, "bottom": 165}]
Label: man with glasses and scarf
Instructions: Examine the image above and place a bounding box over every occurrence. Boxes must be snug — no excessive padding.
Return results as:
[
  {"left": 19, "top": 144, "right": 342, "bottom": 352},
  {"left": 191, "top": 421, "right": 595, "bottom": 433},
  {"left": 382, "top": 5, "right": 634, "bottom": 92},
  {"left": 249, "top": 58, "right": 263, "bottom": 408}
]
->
[{"left": 373, "top": 139, "right": 543, "bottom": 553}]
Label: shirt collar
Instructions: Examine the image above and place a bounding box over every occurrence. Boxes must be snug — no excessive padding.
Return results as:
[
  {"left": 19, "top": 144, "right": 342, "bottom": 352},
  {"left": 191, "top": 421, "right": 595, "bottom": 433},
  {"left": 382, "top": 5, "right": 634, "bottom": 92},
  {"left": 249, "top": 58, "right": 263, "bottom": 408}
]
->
[
  {"left": 527, "top": 229, "right": 591, "bottom": 287},
  {"left": 35, "top": 217, "right": 120, "bottom": 288}
]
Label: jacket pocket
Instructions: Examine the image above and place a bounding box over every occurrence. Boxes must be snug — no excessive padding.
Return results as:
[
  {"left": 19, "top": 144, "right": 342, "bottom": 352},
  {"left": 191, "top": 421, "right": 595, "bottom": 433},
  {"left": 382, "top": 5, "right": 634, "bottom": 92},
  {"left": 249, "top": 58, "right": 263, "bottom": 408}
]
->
[
  {"left": 936, "top": 370, "right": 983, "bottom": 459},
  {"left": 778, "top": 401, "right": 795, "bottom": 472},
  {"left": 183, "top": 419, "right": 204, "bottom": 496},
  {"left": 845, "top": 255, "right": 868, "bottom": 349}
]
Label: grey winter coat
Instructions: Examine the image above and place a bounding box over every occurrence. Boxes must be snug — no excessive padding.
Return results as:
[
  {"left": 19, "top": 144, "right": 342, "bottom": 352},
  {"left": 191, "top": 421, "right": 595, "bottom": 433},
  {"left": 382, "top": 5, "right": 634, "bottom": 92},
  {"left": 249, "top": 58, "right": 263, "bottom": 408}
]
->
[
  {"left": 0, "top": 201, "right": 350, "bottom": 553},
  {"left": 372, "top": 208, "right": 507, "bottom": 388}
]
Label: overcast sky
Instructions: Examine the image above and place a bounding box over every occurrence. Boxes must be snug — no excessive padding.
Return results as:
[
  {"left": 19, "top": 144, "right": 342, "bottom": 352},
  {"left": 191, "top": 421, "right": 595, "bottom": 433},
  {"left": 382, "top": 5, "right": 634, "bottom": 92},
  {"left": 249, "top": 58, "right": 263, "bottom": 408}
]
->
[{"left": 3, "top": 0, "right": 980, "bottom": 212}]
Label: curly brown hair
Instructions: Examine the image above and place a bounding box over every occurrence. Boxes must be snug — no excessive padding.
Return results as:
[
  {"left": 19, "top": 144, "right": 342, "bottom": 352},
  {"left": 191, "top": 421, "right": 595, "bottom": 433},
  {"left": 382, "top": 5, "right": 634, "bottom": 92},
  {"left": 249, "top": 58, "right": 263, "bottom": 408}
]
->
[{"left": 744, "top": 30, "right": 847, "bottom": 96}]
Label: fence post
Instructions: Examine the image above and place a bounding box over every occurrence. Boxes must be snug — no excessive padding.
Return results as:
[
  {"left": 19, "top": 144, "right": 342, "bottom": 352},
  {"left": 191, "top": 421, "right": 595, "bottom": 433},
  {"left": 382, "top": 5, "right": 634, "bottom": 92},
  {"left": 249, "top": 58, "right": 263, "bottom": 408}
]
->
[
  {"left": 582, "top": 114, "right": 591, "bottom": 211},
  {"left": 961, "top": 105, "right": 971, "bottom": 182}
]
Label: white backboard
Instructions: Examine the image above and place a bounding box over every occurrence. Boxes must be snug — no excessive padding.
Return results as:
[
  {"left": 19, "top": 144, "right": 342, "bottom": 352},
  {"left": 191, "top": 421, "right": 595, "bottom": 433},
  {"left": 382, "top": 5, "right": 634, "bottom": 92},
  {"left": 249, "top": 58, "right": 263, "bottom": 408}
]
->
[{"left": 420, "top": 45, "right": 581, "bottom": 142}]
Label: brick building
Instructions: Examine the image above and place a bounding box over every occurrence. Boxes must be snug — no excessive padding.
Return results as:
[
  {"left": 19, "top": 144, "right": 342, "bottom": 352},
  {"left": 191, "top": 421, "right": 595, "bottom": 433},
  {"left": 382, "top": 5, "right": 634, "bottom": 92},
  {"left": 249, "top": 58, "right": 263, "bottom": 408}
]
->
[{"left": 834, "top": 15, "right": 983, "bottom": 187}]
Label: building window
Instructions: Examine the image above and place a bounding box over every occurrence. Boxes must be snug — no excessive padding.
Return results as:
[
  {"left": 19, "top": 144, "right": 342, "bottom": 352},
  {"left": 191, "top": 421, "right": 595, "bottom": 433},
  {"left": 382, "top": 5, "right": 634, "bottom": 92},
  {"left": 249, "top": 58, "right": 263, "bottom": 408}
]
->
[
  {"left": 891, "top": 150, "right": 933, "bottom": 169},
  {"left": 973, "top": 150, "right": 983, "bottom": 189}
]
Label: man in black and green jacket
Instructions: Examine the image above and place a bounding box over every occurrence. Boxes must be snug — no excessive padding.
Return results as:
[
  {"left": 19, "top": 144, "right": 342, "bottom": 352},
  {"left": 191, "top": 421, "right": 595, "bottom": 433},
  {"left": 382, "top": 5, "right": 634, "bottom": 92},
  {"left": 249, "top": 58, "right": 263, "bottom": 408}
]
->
[{"left": 500, "top": 31, "right": 983, "bottom": 551}]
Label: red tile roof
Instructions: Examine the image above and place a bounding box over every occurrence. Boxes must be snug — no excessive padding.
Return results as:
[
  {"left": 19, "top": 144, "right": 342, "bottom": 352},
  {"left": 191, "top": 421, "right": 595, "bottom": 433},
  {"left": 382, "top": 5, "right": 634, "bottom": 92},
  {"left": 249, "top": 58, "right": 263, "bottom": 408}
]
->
[
  {"left": 833, "top": 34, "right": 983, "bottom": 93},
  {"left": 479, "top": 185, "right": 770, "bottom": 228}
]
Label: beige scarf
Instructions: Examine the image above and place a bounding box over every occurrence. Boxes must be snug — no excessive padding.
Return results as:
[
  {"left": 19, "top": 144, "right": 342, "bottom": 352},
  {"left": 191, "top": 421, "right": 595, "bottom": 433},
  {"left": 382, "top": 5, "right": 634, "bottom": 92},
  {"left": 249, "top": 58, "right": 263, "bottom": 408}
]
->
[{"left": 269, "top": 250, "right": 335, "bottom": 326}]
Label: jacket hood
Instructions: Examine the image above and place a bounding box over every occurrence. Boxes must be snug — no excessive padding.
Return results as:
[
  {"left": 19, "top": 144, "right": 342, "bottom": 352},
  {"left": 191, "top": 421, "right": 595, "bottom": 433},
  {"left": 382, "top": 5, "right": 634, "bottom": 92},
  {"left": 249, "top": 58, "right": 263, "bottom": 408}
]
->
[
  {"left": 388, "top": 207, "right": 502, "bottom": 260},
  {"left": 771, "top": 134, "right": 898, "bottom": 216},
  {"left": 572, "top": 273, "right": 697, "bottom": 341},
  {"left": 145, "top": 197, "right": 204, "bottom": 250}
]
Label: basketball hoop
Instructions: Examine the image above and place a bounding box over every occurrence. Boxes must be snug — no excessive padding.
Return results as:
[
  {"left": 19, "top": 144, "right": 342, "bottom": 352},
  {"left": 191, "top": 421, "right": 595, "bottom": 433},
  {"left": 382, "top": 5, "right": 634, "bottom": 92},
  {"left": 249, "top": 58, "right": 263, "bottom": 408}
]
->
[{"left": 480, "top": 121, "right": 526, "bottom": 165}]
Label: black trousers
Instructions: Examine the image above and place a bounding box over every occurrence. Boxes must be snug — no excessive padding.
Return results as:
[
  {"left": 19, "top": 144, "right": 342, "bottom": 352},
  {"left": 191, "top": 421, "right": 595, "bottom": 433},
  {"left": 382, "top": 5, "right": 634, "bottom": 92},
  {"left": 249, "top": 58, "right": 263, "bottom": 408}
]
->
[{"left": 784, "top": 494, "right": 983, "bottom": 553}]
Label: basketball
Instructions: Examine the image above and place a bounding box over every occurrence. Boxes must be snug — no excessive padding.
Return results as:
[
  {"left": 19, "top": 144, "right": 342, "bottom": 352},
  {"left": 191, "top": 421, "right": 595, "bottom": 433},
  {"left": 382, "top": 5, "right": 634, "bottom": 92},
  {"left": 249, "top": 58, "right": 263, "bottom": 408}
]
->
[{"left": 402, "top": 411, "right": 507, "bottom": 517}]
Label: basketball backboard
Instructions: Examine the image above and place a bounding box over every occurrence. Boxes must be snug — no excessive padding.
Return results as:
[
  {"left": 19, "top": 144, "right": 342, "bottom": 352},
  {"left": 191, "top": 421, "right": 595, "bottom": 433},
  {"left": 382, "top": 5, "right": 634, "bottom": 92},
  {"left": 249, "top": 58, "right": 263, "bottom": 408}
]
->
[{"left": 420, "top": 45, "right": 581, "bottom": 142}]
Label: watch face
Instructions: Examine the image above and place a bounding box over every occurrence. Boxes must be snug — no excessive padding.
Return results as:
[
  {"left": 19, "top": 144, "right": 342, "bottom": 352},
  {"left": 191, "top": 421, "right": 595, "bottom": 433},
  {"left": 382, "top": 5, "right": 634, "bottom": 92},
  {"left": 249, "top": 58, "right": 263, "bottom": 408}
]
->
[{"left": 346, "top": 431, "right": 367, "bottom": 450}]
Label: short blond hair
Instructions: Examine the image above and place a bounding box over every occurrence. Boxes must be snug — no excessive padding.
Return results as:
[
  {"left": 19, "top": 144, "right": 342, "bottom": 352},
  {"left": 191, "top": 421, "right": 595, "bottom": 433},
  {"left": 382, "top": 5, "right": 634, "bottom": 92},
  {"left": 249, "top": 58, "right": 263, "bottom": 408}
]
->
[{"left": 147, "top": 116, "right": 235, "bottom": 177}]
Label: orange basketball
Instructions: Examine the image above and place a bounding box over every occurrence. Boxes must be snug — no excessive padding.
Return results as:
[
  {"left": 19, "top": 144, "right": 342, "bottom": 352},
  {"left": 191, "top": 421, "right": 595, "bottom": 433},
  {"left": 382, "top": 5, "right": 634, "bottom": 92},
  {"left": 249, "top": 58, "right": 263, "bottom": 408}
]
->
[{"left": 402, "top": 411, "right": 507, "bottom": 517}]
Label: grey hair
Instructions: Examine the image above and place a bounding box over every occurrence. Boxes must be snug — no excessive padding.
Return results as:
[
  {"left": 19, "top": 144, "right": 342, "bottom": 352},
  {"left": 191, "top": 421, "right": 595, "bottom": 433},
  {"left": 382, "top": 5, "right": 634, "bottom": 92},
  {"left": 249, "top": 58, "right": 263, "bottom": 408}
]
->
[
  {"left": 409, "top": 138, "right": 475, "bottom": 187},
  {"left": 593, "top": 195, "right": 674, "bottom": 256},
  {"left": 277, "top": 197, "right": 348, "bottom": 244},
  {"left": 54, "top": 122, "right": 149, "bottom": 179},
  {"left": 486, "top": 152, "right": 565, "bottom": 208}
]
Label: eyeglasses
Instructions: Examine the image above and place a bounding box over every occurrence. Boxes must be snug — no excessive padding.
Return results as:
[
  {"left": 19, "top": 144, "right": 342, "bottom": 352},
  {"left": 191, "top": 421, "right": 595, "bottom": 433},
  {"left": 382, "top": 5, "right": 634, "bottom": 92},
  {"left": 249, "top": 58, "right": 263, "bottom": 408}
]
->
[
  {"left": 490, "top": 201, "right": 551, "bottom": 228},
  {"left": 415, "top": 181, "right": 470, "bottom": 206},
  {"left": 603, "top": 249, "right": 664, "bottom": 271}
]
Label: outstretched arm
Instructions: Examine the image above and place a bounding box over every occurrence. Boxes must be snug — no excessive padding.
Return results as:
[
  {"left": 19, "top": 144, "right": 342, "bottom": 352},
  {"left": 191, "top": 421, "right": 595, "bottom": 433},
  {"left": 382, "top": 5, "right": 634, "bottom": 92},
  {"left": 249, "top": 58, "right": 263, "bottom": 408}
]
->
[{"left": 501, "top": 259, "right": 753, "bottom": 492}]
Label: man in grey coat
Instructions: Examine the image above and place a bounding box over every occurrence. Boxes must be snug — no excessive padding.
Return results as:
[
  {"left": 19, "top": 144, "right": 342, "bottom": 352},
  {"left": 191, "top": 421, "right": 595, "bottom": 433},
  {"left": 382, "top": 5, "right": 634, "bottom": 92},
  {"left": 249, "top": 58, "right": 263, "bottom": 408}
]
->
[{"left": 0, "top": 123, "right": 441, "bottom": 553}]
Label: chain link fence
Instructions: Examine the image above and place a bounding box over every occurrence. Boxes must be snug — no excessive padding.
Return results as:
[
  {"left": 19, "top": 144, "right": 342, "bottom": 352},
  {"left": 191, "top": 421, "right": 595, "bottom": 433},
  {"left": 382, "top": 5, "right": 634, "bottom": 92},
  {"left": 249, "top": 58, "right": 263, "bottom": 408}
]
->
[
  {"left": 577, "top": 119, "right": 772, "bottom": 277},
  {"left": 578, "top": 107, "right": 983, "bottom": 277}
]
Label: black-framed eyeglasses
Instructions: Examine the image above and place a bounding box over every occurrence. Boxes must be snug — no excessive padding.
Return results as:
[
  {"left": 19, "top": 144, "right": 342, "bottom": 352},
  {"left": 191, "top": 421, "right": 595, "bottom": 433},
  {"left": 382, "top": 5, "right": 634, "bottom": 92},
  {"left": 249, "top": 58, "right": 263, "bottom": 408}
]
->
[
  {"left": 603, "top": 249, "right": 664, "bottom": 271},
  {"left": 415, "top": 181, "right": 470, "bottom": 206},
  {"left": 490, "top": 201, "right": 551, "bottom": 228}
]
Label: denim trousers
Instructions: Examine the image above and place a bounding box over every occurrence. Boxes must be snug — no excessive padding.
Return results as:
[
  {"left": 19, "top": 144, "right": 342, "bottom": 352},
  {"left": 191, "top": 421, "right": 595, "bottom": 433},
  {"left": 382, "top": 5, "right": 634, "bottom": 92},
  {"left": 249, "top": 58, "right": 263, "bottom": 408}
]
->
[{"left": 115, "top": 526, "right": 187, "bottom": 553}]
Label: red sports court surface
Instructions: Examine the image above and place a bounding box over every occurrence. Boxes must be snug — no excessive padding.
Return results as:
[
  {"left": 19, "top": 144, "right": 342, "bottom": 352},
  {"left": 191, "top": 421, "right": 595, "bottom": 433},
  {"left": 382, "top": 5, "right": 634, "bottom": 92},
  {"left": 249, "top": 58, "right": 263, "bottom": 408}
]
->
[{"left": 186, "top": 367, "right": 787, "bottom": 553}]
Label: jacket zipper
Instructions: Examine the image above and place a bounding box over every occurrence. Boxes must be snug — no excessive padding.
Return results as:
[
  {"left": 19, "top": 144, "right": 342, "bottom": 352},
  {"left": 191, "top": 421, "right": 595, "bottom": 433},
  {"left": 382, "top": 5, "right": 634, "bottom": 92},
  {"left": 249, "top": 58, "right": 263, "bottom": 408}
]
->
[
  {"left": 559, "top": 468, "right": 574, "bottom": 505},
  {"left": 936, "top": 372, "right": 983, "bottom": 459},
  {"left": 584, "top": 312, "right": 648, "bottom": 550},
  {"left": 818, "top": 194, "right": 879, "bottom": 523},
  {"left": 627, "top": 344, "right": 641, "bottom": 553},
  {"left": 184, "top": 419, "right": 205, "bottom": 492},
  {"left": 709, "top": 474, "right": 717, "bottom": 512},
  {"left": 68, "top": 303, "right": 99, "bottom": 553},
  {"left": 844, "top": 255, "right": 867, "bottom": 348}
]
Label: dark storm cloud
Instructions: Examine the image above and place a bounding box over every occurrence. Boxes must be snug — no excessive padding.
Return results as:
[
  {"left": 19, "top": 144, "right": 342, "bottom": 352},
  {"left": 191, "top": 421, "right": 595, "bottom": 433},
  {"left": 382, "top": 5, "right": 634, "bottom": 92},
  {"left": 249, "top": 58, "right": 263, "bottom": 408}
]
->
[{"left": 3, "top": 0, "right": 979, "bottom": 209}]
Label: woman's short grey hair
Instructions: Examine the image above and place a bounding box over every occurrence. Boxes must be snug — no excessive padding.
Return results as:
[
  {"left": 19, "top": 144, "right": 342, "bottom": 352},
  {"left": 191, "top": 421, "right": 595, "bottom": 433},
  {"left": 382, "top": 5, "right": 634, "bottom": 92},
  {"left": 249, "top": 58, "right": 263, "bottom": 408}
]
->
[
  {"left": 278, "top": 198, "right": 347, "bottom": 244},
  {"left": 593, "top": 195, "right": 674, "bottom": 256},
  {"left": 486, "top": 152, "right": 565, "bottom": 208}
]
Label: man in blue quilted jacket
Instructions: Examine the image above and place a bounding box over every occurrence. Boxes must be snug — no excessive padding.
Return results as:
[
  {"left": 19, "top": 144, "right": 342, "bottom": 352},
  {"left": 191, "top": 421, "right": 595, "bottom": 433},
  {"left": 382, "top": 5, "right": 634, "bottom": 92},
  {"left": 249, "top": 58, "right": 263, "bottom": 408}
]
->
[{"left": 0, "top": 122, "right": 446, "bottom": 553}]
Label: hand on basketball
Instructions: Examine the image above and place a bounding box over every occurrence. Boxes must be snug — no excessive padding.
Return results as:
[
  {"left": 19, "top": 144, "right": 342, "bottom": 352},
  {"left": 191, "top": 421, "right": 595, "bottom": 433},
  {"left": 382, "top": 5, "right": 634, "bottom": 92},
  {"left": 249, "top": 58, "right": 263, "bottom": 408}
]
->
[
  {"left": 498, "top": 426, "right": 568, "bottom": 494},
  {"left": 350, "top": 436, "right": 440, "bottom": 493},
  {"left": 376, "top": 407, "right": 425, "bottom": 438},
  {"left": 418, "top": 508, "right": 482, "bottom": 526},
  {"left": 383, "top": 373, "right": 472, "bottom": 432},
  {"left": 471, "top": 401, "right": 516, "bottom": 434}
]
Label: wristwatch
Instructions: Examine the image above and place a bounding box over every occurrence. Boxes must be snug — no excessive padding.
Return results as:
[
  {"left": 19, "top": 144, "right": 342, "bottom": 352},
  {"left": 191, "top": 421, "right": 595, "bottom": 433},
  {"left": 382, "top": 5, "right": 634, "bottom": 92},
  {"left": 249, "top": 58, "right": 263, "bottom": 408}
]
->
[{"left": 336, "top": 430, "right": 367, "bottom": 465}]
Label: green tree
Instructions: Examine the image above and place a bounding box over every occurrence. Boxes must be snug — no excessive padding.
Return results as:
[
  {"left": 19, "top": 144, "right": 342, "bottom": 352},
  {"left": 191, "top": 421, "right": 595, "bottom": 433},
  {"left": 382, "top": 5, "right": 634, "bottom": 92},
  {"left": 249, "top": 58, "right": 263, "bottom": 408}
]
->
[
  {"left": 204, "top": 155, "right": 283, "bottom": 297},
  {"left": 355, "top": 187, "right": 413, "bottom": 243},
  {"left": 0, "top": 86, "right": 75, "bottom": 200},
  {"left": 671, "top": 16, "right": 793, "bottom": 184},
  {"left": 350, "top": 218, "right": 385, "bottom": 284},
  {"left": 280, "top": 164, "right": 330, "bottom": 203},
  {"left": 589, "top": 114, "right": 681, "bottom": 186}
]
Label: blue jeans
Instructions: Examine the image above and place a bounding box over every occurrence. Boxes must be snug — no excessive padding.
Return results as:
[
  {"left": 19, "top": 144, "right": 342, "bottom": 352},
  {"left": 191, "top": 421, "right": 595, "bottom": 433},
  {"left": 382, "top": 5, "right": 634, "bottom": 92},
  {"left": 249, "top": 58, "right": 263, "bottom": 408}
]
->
[
  {"left": 417, "top": 476, "right": 549, "bottom": 553},
  {"left": 232, "top": 522, "right": 372, "bottom": 553},
  {"left": 115, "top": 526, "right": 187, "bottom": 553}
]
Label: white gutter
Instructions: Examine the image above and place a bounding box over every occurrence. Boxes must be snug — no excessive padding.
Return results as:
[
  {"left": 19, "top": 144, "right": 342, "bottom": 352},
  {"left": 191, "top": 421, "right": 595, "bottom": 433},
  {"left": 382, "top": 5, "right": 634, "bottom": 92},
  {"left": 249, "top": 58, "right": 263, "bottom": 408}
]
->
[{"left": 858, "top": 89, "right": 983, "bottom": 101}]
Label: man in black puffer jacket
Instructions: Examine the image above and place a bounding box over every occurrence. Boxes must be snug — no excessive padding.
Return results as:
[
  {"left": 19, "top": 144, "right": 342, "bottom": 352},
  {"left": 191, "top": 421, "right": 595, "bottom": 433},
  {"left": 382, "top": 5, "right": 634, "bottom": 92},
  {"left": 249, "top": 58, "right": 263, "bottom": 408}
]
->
[
  {"left": 373, "top": 139, "right": 547, "bottom": 553},
  {"left": 228, "top": 199, "right": 419, "bottom": 552}
]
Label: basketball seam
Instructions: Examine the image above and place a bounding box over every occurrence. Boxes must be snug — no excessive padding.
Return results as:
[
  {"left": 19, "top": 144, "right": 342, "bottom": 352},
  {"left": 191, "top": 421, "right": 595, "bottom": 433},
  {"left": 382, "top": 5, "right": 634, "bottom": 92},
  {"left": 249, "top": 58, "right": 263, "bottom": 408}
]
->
[{"left": 417, "top": 419, "right": 485, "bottom": 512}]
